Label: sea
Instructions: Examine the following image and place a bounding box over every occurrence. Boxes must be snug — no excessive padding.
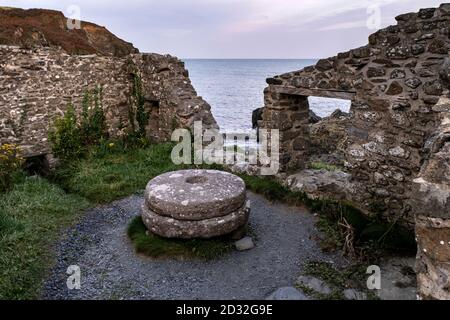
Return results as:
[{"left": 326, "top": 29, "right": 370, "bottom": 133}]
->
[{"left": 183, "top": 59, "right": 351, "bottom": 133}]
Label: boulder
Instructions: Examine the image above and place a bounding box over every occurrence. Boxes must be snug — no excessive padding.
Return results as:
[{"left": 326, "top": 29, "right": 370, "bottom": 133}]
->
[
  {"left": 266, "top": 287, "right": 309, "bottom": 300},
  {"left": 252, "top": 107, "right": 264, "bottom": 129},
  {"left": 309, "top": 110, "right": 322, "bottom": 124},
  {"left": 296, "top": 276, "right": 332, "bottom": 295},
  {"left": 343, "top": 289, "right": 367, "bottom": 300}
]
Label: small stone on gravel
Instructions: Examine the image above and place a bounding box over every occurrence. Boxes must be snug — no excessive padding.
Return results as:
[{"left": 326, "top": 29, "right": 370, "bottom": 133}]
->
[
  {"left": 343, "top": 289, "right": 367, "bottom": 300},
  {"left": 266, "top": 287, "right": 309, "bottom": 300},
  {"left": 235, "top": 237, "right": 255, "bottom": 251},
  {"left": 296, "top": 275, "right": 332, "bottom": 295}
]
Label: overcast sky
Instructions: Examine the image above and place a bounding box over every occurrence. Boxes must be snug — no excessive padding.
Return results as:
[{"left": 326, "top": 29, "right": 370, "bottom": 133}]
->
[{"left": 2, "top": 0, "right": 445, "bottom": 58}]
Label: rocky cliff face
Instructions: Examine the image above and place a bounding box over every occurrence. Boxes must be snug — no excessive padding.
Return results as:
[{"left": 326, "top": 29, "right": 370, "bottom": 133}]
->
[
  {"left": 0, "top": 8, "right": 217, "bottom": 157},
  {"left": 0, "top": 8, "right": 137, "bottom": 56}
]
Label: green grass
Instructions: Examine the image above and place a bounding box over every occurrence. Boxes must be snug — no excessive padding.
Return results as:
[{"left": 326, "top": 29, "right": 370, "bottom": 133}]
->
[
  {"left": 308, "top": 162, "right": 341, "bottom": 172},
  {"left": 0, "top": 141, "right": 416, "bottom": 299},
  {"left": 0, "top": 175, "right": 89, "bottom": 299},
  {"left": 127, "top": 216, "right": 233, "bottom": 260},
  {"left": 52, "top": 143, "right": 180, "bottom": 203}
]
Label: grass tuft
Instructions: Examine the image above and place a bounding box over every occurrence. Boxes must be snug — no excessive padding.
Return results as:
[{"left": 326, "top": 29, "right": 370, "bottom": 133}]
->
[
  {"left": 127, "top": 216, "right": 233, "bottom": 260},
  {"left": 308, "top": 162, "right": 341, "bottom": 172}
]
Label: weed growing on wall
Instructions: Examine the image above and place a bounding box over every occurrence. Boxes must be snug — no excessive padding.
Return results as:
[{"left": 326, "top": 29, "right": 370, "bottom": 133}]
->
[
  {"left": 80, "top": 86, "right": 108, "bottom": 145},
  {"left": 125, "top": 73, "right": 150, "bottom": 147},
  {"left": 48, "top": 104, "right": 84, "bottom": 161},
  {"left": 49, "top": 86, "right": 108, "bottom": 162}
]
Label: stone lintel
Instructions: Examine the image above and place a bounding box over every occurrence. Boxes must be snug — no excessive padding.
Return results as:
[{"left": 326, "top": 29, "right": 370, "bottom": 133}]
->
[{"left": 270, "top": 85, "right": 356, "bottom": 100}]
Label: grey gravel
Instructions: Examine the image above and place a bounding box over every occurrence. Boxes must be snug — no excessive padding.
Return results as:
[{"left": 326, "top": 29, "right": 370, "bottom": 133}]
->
[
  {"left": 234, "top": 237, "right": 255, "bottom": 251},
  {"left": 296, "top": 275, "right": 332, "bottom": 295},
  {"left": 266, "top": 287, "right": 309, "bottom": 300},
  {"left": 41, "top": 192, "right": 344, "bottom": 300}
]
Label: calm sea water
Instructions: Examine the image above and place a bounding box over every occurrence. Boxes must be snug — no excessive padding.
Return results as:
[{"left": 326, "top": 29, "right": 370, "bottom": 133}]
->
[{"left": 183, "top": 59, "right": 351, "bottom": 132}]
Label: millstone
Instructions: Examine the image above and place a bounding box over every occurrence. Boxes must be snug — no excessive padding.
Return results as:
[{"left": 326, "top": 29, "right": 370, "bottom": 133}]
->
[
  {"left": 142, "top": 201, "right": 250, "bottom": 239},
  {"left": 141, "top": 169, "right": 250, "bottom": 239}
]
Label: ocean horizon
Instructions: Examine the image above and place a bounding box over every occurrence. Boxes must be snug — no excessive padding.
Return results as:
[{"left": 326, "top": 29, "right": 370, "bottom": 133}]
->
[{"left": 184, "top": 59, "right": 351, "bottom": 132}]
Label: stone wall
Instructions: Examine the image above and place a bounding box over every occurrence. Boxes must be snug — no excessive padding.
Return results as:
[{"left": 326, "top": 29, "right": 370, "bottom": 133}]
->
[
  {"left": 258, "top": 4, "right": 450, "bottom": 300},
  {"left": 259, "top": 4, "right": 450, "bottom": 227},
  {"left": 0, "top": 45, "right": 217, "bottom": 157},
  {"left": 412, "top": 96, "right": 450, "bottom": 300}
]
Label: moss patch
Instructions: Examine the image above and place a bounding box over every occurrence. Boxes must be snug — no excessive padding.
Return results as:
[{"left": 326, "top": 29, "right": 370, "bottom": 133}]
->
[{"left": 127, "top": 216, "right": 234, "bottom": 260}]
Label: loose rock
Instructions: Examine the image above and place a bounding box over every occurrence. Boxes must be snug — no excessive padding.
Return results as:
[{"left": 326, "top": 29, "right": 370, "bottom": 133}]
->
[
  {"left": 266, "top": 287, "right": 309, "bottom": 300},
  {"left": 296, "top": 276, "right": 332, "bottom": 295},
  {"left": 235, "top": 237, "right": 255, "bottom": 251}
]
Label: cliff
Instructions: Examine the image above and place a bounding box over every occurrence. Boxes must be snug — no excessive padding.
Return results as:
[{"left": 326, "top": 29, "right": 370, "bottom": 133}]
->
[{"left": 0, "top": 7, "right": 137, "bottom": 56}]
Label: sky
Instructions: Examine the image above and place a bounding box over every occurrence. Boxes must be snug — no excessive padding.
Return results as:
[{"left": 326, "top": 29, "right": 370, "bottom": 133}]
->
[{"left": 1, "top": 0, "right": 445, "bottom": 58}]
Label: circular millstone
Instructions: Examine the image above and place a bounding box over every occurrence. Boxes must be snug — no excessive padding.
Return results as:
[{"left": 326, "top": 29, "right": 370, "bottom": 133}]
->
[
  {"left": 144, "top": 169, "right": 246, "bottom": 221},
  {"left": 141, "top": 201, "right": 250, "bottom": 239}
]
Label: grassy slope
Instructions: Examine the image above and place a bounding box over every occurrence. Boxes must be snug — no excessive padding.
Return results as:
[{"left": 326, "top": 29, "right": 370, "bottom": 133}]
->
[
  {"left": 0, "top": 176, "right": 89, "bottom": 299},
  {"left": 53, "top": 143, "right": 179, "bottom": 203},
  {"left": 0, "top": 143, "right": 180, "bottom": 299}
]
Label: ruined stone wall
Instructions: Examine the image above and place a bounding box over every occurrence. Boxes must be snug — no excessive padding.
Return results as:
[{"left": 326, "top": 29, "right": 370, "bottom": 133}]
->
[
  {"left": 260, "top": 5, "right": 450, "bottom": 228},
  {"left": 259, "top": 4, "right": 450, "bottom": 299},
  {"left": 0, "top": 45, "right": 217, "bottom": 157},
  {"left": 412, "top": 96, "right": 450, "bottom": 300}
]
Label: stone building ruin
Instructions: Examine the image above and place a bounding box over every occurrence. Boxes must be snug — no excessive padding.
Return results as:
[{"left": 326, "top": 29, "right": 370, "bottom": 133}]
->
[
  {"left": 257, "top": 4, "right": 450, "bottom": 299},
  {"left": 0, "top": 8, "right": 217, "bottom": 159}
]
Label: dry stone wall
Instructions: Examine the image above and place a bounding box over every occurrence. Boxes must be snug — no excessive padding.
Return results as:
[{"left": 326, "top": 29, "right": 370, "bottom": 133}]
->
[{"left": 0, "top": 45, "right": 217, "bottom": 157}]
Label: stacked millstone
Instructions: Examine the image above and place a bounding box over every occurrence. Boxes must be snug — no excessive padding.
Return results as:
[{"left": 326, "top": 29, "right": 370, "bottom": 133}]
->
[{"left": 141, "top": 170, "right": 250, "bottom": 239}]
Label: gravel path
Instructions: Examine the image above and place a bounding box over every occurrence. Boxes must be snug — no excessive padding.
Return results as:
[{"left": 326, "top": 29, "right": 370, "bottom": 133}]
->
[{"left": 41, "top": 192, "right": 346, "bottom": 300}]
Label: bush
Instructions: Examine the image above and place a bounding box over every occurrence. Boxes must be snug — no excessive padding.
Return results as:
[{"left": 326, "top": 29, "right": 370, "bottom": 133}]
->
[
  {"left": 49, "top": 86, "right": 108, "bottom": 162},
  {"left": 48, "top": 104, "right": 83, "bottom": 161},
  {"left": 0, "top": 144, "right": 24, "bottom": 192}
]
